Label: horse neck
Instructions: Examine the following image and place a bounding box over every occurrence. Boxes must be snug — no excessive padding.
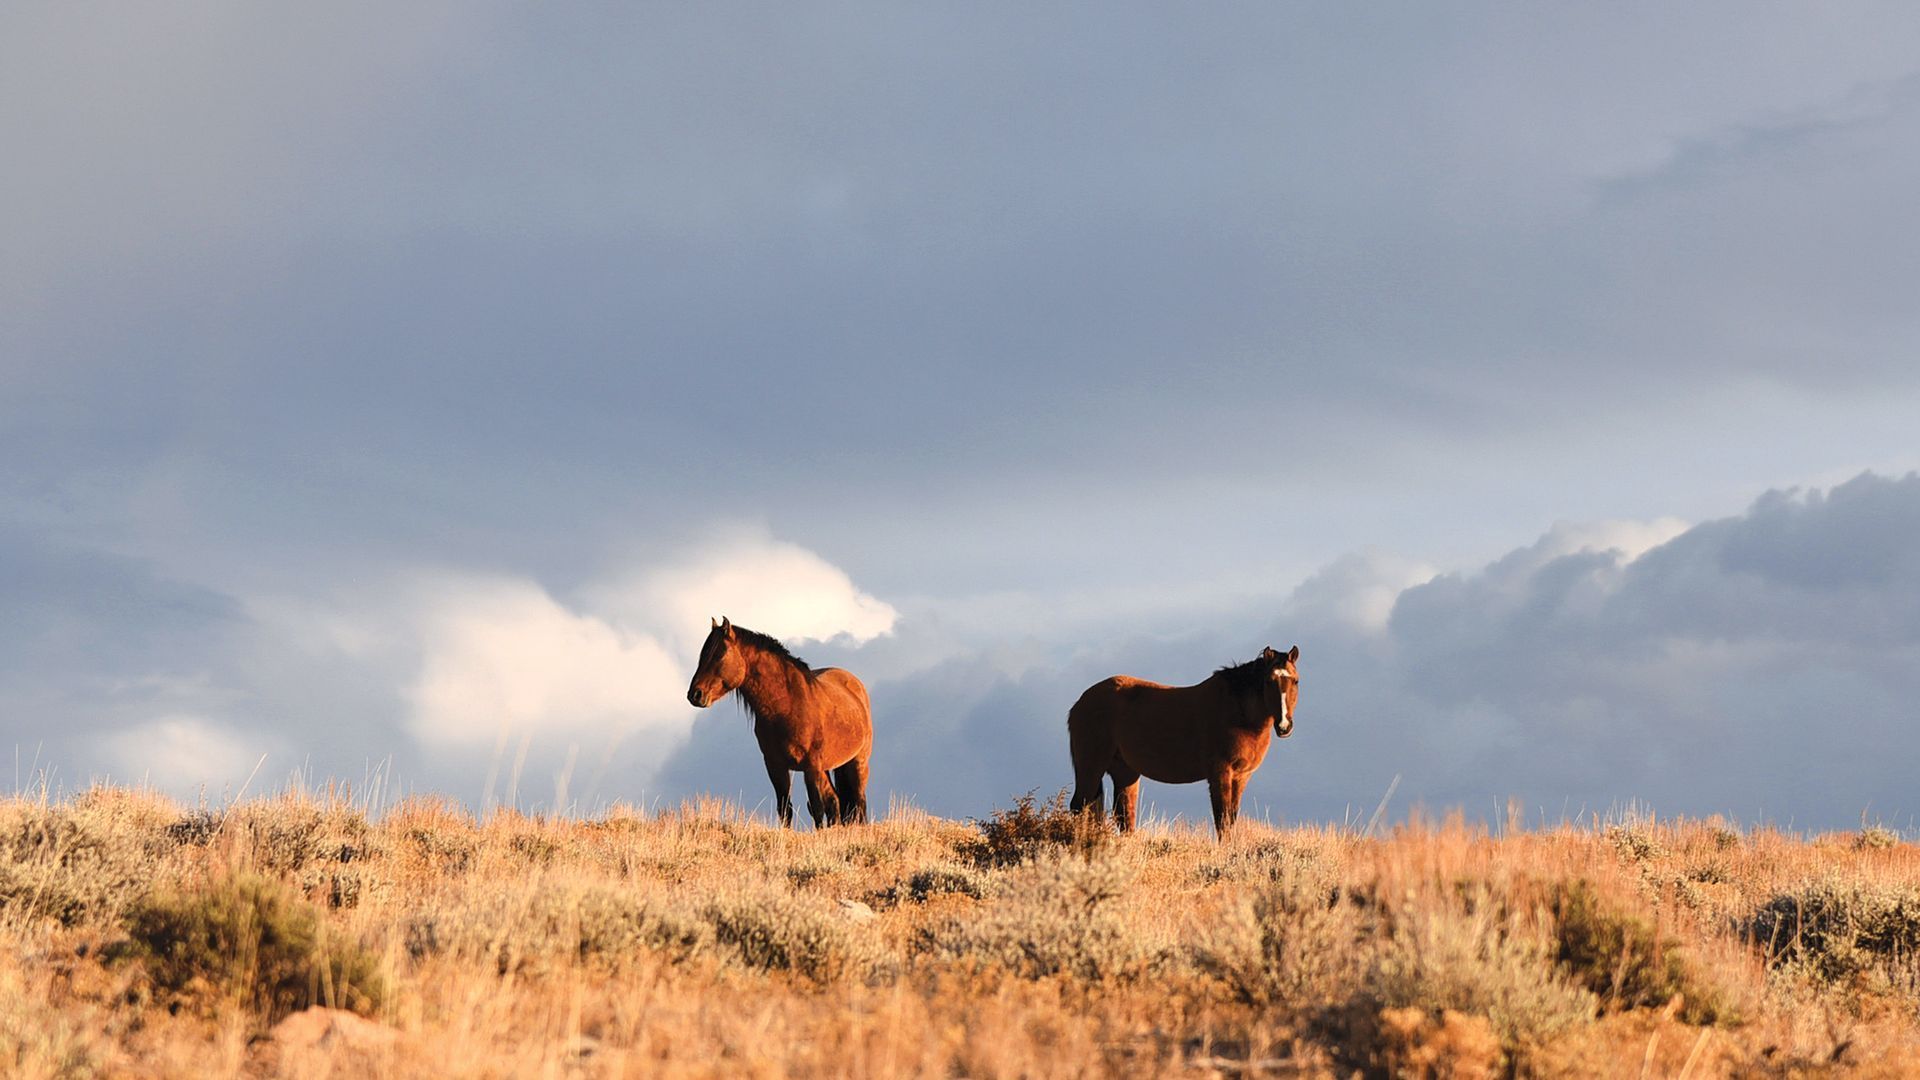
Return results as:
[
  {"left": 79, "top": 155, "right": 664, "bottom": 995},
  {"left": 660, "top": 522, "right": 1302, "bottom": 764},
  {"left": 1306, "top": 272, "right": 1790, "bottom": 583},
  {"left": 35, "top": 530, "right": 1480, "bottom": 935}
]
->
[
  {"left": 734, "top": 644, "right": 803, "bottom": 718},
  {"left": 1219, "top": 678, "right": 1275, "bottom": 732}
]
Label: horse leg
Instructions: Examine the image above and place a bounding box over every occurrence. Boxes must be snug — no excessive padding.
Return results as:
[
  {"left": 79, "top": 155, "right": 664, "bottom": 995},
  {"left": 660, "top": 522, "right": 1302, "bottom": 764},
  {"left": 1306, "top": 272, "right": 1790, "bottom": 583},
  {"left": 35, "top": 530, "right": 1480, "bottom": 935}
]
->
[
  {"left": 764, "top": 755, "right": 795, "bottom": 828},
  {"left": 1207, "top": 772, "right": 1233, "bottom": 841},
  {"left": 832, "top": 756, "right": 869, "bottom": 824},
  {"left": 802, "top": 764, "right": 841, "bottom": 829},
  {"left": 1223, "top": 772, "right": 1247, "bottom": 832},
  {"left": 1110, "top": 766, "right": 1141, "bottom": 833}
]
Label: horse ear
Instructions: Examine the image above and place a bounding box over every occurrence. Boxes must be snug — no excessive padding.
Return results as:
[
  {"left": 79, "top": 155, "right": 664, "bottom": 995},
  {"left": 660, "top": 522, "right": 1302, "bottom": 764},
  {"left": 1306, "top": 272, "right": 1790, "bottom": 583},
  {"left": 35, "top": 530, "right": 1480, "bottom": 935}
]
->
[
  {"left": 1261, "top": 646, "right": 1277, "bottom": 659},
  {"left": 722, "top": 617, "right": 735, "bottom": 638},
  {"left": 711, "top": 616, "right": 718, "bottom": 629},
  {"left": 1287, "top": 645, "right": 1300, "bottom": 663}
]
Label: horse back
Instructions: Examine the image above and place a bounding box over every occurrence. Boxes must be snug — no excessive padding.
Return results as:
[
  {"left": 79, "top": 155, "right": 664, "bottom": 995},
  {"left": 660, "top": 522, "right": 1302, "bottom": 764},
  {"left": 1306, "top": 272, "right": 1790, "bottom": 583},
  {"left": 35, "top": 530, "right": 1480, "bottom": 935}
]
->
[
  {"left": 811, "top": 667, "right": 873, "bottom": 757},
  {"left": 813, "top": 668, "right": 871, "bottom": 718},
  {"left": 1070, "top": 674, "right": 1238, "bottom": 785}
]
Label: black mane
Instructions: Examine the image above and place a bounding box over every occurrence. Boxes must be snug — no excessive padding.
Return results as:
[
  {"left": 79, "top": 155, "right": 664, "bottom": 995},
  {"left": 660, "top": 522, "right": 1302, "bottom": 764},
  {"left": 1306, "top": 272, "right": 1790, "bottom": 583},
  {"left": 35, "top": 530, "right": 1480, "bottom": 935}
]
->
[
  {"left": 734, "top": 625, "right": 815, "bottom": 676},
  {"left": 1213, "top": 655, "right": 1273, "bottom": 695}
]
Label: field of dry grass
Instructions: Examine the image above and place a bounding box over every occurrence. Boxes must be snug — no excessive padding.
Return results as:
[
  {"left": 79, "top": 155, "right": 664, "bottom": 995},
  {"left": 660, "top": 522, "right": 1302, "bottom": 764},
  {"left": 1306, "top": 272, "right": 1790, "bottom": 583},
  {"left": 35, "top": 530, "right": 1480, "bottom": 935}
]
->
[{"left": 2, "top": 784, "right": 1917, "bottom": 1078}]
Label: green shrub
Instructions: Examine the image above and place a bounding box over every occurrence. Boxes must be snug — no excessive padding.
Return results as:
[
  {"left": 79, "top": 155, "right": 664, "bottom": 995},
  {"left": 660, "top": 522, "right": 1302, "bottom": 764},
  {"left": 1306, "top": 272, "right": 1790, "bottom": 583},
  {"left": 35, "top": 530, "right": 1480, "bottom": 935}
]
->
[
  {"left": 1552, "top": 881, "right": 1733, "bottom": 1024},
  {"left": 120, "top": 872, "right": 385, "bottom": 1021}
]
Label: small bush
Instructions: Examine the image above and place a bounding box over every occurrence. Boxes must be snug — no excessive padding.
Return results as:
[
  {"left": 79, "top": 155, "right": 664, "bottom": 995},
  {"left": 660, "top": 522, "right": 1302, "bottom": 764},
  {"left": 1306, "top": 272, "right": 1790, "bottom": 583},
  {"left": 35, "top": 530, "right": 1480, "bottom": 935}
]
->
[
  {"left": 916, "top": 855, "right": 1155, "bottom": 981},
  {"left": 406, "top": 881, "right": 710, "bottom": 976},
  {"left": 1363, "top": 884, "right": 1597, "bottom": 1066},
  {"left": 1190, "top": 874, "right": 1369, "bottom": 1007},
  {"left": 702, "top": 885, "right": 885, "bottom": 984},
  {"left": 0, "top": 804, "right": 151, "bottom": 927},
  {"left": 119, "top": 872, "right": 385, "bottom": 1021},
  {"left": 1552, "top": 881, "right": 1732, "bottom": 1024},
  {"left": 404, "top": 826, "right": 476, "bottom": 875},
  {"left": 1752, "top": 881, "right": 1920, "bottom": 995},
  {"left": 784, "top": 856, "right": 851, "bottom": 891},
  {"left": 1605, "top": 824, "right": 1668, "bottom": 864},
  {"left": 1855, "top": 826, "right": 1899, "bottom": 852},
  {"left": 963, "top": 790, "right": 1109, "bottom": 868},
  {"left": 899, "top": 863, "right": 991, "bottom": 903},
  {"left": 225, "top": 803, "right": 367, "bottom": 873},
  {"left": 507, "top": 832, "right": 561, "bottom": 865},
  {"left": 1684, "top": 861, "right": 1729, "bottom": 885},
  {"left": 1193, "top": 837, "right": 1331, "bottom": 887},
  {"left": 164, "top": 810, "right": 222, "bottom": 848}
]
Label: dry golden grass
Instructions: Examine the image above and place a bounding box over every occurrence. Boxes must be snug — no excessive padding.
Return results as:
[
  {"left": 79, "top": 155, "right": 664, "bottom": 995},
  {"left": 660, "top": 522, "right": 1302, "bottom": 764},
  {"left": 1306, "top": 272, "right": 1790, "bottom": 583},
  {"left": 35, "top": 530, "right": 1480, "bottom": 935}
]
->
[{"left": 2, "top": 785, "right": 1917, "bottom": 1078}]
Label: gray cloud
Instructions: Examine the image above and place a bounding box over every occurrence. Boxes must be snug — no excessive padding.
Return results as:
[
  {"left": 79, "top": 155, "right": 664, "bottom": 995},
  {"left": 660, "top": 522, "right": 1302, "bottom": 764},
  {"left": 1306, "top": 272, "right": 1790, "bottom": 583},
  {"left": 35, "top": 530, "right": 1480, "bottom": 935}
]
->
[
  {"left": 650, "top": 474, "right": 1920, "bottom": 831},
  {"left": 5, "top": 8, "right": 1920, "bottom": 825}
]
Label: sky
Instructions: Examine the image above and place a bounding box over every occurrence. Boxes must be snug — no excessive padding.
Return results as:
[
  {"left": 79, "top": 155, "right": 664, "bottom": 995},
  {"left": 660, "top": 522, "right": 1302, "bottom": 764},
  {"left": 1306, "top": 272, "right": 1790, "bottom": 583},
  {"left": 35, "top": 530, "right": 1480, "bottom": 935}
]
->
[{"left": 5, "top": 4, "right": 1920, "bottom": 831}]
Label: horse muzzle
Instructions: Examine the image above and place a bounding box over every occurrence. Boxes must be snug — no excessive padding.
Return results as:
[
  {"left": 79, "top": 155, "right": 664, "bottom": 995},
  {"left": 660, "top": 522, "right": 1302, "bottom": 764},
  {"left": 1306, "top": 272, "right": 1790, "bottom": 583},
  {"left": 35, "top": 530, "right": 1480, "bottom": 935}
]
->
[
  {"left": 687, "top": 688, "right": 709, "bottom": 708},
  {"left": 1275, "top": 718, "right": 1294, "bottom": 739}
]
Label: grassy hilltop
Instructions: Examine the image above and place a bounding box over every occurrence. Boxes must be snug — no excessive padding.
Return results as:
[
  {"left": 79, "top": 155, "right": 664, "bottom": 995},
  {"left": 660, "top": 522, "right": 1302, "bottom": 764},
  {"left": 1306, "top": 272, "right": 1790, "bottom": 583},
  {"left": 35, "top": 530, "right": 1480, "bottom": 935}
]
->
[{"left": 2, "top": 786, "right": 1918, "bottom": 1078}]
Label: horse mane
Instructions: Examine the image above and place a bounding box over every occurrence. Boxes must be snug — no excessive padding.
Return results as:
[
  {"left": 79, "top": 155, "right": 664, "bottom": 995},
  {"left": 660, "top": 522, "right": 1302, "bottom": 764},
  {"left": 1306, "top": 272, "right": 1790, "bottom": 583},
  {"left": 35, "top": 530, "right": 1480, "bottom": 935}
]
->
[
  {"left": 1212, "top": 655, "right": 1271, "bottom": 696},
  {"left": 732, "top": 626, "right": 816, "bottom": 678}
]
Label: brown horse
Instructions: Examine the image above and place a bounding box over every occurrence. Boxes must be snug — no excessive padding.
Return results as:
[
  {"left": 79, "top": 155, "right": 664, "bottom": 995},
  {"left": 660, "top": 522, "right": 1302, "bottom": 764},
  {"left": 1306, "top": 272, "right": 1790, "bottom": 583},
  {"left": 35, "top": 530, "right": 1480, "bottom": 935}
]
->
[
  {"left": 686, "top": 617, "right": 872, "bottom": 828},
  {"left": 1068, "top": 645, "right": 1299, "bottom": 839}
]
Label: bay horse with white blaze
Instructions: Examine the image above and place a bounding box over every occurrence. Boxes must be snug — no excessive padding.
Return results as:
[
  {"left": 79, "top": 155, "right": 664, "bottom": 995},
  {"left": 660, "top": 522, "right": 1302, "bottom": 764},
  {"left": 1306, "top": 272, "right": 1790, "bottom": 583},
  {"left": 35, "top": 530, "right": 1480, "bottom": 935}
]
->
[
  {"left": 686, "top": 618, "right": 873, "bottom": 828},
  {"left": 1068, "top": 645, "right": 1299, "bottom": 840}
]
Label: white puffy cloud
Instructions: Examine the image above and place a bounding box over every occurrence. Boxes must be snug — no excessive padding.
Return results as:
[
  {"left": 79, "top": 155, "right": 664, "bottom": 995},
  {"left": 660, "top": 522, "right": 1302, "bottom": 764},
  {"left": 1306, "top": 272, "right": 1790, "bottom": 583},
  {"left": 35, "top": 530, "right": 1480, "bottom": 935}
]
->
[
  {"left": 400, "top": 536, "right": 897, "bottom": 789},
  {"left": 100, "top": 715, "right": 271, "bottom": 796},
  {"left": 405, "top": 576, "right": 684, "bottom": 751},
  {"left": 583, "top": 535, "right": 899, "bottom": 654}
]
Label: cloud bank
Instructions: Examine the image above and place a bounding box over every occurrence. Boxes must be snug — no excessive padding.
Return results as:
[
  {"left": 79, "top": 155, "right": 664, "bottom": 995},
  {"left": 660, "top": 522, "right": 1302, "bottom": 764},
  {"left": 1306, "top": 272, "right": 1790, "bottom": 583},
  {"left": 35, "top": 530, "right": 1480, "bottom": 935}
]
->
[
  {"left": 0, "top": 530, "right": 895, "bottom": 802},
  {"left": 3, "top": 475, "right": 1915, "bottom": 829},
  {"left": 649, "top": 473, "right": 1919, "bottom": 831}
]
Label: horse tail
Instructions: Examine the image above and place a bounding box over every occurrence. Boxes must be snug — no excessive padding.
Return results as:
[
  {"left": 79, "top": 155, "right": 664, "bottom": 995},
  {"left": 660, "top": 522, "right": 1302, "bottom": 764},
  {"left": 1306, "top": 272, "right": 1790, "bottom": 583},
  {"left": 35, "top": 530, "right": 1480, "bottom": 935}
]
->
[{"left": 1067, "top": 681, "right": 1118, "bottom": 814}]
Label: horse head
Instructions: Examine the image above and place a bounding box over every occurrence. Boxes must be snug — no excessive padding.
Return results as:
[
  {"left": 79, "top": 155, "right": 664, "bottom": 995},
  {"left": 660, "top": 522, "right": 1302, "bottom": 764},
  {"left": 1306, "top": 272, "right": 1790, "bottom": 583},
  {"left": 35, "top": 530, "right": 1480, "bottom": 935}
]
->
[
  {"left": 1260, "top": 645, "right": 1300, "bottom": 738},
  {"left": 687, "top": 617, "right": 747, "bottom": 708}
]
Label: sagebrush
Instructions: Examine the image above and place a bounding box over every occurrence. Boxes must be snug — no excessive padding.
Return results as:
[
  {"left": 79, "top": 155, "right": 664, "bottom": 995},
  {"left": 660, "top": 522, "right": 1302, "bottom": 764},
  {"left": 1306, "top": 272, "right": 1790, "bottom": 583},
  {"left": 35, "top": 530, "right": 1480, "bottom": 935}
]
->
[{"left": 0, "top": 787, "right": 1914, "bottom": 1077}]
